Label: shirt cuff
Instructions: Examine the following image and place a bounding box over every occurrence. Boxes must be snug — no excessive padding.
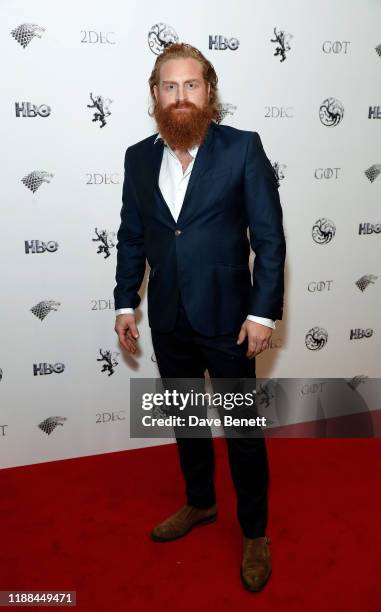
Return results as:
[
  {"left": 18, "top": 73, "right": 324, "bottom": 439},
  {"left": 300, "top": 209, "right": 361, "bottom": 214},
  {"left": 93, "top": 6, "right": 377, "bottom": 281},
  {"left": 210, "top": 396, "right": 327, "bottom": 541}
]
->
[
  {"left": 115, "top": 308, "right": 135, "bottom": 316},
  {"left": 246, "top": 315, "right": 276, "bottom": 330}
]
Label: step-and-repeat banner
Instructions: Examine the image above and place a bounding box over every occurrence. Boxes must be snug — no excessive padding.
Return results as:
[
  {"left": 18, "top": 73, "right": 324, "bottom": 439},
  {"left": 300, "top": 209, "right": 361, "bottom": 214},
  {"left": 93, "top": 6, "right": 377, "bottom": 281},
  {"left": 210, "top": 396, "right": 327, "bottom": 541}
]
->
[{"left": 1, "top": 0, "right": 380, "bottom": 468}]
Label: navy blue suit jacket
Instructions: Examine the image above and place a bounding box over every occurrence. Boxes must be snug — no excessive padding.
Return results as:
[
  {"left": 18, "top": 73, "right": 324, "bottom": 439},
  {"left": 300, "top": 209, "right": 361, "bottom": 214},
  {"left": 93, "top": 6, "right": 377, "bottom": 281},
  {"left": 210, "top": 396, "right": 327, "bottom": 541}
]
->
[{"left": 114, "top": 120, "right": 286, "bottom": 336}]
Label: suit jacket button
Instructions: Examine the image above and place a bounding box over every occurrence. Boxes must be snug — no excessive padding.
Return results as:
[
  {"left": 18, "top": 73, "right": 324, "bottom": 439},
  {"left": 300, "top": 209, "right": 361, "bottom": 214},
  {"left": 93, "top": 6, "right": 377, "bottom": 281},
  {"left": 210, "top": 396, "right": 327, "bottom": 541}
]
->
[{"left": 174, "top": 229, "right": 182, "bottom": 236}]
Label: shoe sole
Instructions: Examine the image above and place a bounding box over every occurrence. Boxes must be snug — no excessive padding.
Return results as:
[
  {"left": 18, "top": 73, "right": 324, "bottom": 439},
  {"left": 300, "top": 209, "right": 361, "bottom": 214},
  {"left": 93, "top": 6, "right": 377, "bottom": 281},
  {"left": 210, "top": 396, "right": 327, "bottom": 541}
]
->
[
  {"left": 150, "top": 512, "right": 218, "bottom": 542},
  {"left": 240, "top": 566, "right": 272, "bottom": 592}
]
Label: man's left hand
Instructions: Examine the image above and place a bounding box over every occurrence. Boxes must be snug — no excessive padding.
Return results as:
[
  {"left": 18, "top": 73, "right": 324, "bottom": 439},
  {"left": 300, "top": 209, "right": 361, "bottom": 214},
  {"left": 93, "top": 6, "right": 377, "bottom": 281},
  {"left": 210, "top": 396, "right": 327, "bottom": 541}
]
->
[{"left": 236, "top": 320, "right": 272, "bottom": 359}]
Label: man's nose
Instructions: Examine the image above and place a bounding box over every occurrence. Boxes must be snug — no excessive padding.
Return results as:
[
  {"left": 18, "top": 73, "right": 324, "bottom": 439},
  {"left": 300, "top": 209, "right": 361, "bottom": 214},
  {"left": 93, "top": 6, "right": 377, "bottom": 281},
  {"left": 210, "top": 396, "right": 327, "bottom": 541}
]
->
[{"left": 176, "top": 86, "right": 187, "bottom": 102}]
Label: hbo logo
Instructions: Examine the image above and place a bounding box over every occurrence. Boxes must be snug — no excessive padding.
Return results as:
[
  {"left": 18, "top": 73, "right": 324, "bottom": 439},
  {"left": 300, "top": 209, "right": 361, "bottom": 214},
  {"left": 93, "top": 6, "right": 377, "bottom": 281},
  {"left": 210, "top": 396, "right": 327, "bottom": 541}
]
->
[
  {"left": 359, "top": 223, "right": 381, "bottom": 235},
  {"left": 350, "top": 329, "right": 373, "bottom": 340},
  {"left": 25, "top": 240, "right": 58, "bottom": 254},
  {"left": 209, "top": 35, "right": 239, "bottom": 50},
  {"left": 15, "top": 102, "right": 51, "bottom": 117},
  {"left": 33, "top": 363, "right": 65, "bottom": 376}
]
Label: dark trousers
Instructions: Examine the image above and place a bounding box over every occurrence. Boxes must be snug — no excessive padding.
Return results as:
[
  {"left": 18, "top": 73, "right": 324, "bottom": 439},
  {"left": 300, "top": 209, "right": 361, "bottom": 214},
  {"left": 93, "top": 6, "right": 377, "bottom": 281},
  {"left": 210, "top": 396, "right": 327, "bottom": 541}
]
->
[{"left": 150, "top": 295, "right": 269, "bottom": 538}]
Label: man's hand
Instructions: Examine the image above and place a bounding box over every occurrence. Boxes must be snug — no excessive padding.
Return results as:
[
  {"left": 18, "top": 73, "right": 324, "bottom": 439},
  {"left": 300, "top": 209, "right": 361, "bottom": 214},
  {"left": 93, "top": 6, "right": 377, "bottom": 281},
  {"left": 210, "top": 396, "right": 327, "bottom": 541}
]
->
[
  {"left": 114, "top": 313, "right": 139, "bottom": 353},
  {"left": 236, "top": 319, "right": 272, "bottom": 359}
]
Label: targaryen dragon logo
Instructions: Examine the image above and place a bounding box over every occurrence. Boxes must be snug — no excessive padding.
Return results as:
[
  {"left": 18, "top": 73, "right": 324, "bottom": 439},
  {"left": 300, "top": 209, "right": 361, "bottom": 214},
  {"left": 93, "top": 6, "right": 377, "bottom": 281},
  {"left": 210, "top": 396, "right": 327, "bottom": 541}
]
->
[
  {"left": 312, "top": 218, "right": 336, "bottom": 245},
  {"left": 319, "top": 97, "right": 344, "bottom": 127},
  {"left": 305, "top": 327, "right": 328, "bottom": 351},
  {"left": 147, "top": 23, "right": 178, "bottom": 55},
  {"left": 10, "top": 23, "right": 45, "bottom": 48}
]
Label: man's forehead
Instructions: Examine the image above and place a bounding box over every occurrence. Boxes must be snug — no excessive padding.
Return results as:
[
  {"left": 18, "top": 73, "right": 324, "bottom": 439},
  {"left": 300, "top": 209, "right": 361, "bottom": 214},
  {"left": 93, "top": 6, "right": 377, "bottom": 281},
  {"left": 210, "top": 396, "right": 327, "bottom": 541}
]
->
[{"left": 159, "top": 57, "right": 203, "bottom": 80}]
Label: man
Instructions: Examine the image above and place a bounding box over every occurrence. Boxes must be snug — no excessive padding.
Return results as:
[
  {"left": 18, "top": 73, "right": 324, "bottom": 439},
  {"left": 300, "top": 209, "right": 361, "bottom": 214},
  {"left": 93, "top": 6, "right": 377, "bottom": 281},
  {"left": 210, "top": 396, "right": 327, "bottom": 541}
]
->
[{"left": 114, "top": 42, "right": 286, "bottom": 592}]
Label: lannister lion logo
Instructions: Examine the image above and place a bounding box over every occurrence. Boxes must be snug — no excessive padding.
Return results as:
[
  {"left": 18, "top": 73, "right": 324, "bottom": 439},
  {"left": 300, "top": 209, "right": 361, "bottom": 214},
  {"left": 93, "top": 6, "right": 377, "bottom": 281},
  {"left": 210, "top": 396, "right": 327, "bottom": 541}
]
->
[
  {"left": 22, "top": 170, "right": 54, "bottom": 193},
  {"left": 92, "top": 228, "right": 116, "bottom": 258},
  {"left": 11, "top": 23, "right": 45, "bottom": 48},
  {"left": 271, "top": 162, "right": 286, "bottom": 188},
  {"left": 215, "top": 103, "right": 237, "bottom": 124},
  {"left": 87, "top": 92, "right": 112, "bottom": 128},
  {"left": 97, "top": 349, "right": 119, "bottom": 376},
  {"left": 270, "top": 27, "right": 293, "bottom": 62}
]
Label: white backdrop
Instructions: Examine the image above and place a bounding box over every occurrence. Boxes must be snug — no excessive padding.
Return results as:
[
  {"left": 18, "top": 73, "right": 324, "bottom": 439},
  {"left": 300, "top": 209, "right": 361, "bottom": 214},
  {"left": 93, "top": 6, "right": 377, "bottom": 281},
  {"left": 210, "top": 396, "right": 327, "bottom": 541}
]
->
[{"left": 1, "top": 0, "right": 380, "bottom": 468}]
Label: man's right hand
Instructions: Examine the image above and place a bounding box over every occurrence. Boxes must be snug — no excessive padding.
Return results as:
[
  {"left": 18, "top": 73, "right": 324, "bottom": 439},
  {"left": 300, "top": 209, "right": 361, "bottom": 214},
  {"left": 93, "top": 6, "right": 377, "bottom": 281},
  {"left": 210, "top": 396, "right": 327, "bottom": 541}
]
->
[{"left": 114, "top": 313, "right": 139, "bottom": 353}]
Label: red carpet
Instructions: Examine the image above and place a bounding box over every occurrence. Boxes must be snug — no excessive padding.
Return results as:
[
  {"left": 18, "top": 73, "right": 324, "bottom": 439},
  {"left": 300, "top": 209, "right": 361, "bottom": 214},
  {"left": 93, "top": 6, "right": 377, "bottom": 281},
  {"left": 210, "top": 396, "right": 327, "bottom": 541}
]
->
[{"left": 1, "top": 439, "right": 380, "bottom": 611}]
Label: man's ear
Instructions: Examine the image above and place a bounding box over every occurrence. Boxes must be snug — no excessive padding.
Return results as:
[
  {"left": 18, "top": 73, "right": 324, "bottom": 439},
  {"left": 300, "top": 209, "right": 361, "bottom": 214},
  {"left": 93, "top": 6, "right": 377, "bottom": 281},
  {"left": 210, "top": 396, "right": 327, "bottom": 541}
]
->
[{"left": 153, "top": 84, "right": 158, "bottom": 103}]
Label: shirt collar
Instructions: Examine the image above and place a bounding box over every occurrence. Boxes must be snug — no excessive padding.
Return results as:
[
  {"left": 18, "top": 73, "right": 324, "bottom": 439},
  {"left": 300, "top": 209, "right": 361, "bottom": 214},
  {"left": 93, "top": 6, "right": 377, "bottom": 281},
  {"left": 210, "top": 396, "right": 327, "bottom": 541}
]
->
[{"left": 154, "top": 132, "right": 199, "bottom": 158}]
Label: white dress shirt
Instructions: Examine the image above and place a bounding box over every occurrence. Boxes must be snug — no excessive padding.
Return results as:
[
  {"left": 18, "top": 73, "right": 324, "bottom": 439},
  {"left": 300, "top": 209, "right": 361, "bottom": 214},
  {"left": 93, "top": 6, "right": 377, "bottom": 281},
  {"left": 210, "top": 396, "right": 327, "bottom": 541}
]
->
[{"left": 115, "top": 133, "right": 276, "bottom": 330}]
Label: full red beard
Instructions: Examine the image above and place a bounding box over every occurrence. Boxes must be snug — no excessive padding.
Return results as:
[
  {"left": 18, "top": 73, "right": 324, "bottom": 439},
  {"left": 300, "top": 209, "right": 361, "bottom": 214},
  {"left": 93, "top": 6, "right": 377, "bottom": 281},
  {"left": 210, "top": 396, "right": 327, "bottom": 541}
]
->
[{"left": 153, "top": 99, "right": 214, "bottom": 150}]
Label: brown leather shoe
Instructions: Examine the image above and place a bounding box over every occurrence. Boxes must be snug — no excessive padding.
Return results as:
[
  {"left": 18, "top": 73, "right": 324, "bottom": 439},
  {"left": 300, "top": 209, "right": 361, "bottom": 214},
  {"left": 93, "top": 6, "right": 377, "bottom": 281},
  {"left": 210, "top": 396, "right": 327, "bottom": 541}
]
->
[
  {"left": 240, "top": 535, "right": 272, "bottom": 591},
  {"left": 150, "top": 503, "right": 217, "bottom": 542}
]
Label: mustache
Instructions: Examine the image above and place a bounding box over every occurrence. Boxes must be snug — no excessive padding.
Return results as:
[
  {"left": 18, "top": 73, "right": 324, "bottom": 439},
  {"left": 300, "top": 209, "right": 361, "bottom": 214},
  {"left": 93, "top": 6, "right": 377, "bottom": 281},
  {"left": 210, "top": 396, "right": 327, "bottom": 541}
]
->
[{"left": 167, "top": 101, "right": 197, "bottom": 110}]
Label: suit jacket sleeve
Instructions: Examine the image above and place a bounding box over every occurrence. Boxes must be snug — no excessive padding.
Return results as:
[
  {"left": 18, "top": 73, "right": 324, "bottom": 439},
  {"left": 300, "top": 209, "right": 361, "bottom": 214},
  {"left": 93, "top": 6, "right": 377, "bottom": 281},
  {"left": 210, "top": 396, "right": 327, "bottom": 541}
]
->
[
  {"left": 113, "top": 148, "right": 146, "bottom": 310},
  {"left": 244, "top": 132, "right": 286, "bottom": 321}
]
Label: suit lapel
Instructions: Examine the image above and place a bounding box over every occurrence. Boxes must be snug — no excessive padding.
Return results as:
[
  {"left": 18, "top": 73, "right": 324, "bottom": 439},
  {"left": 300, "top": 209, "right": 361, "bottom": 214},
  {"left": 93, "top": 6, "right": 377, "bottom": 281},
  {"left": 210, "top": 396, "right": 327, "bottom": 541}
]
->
[
  {"left": 150, "top": 121, "right": 216, "bottom": 225},
  {"left": 177, "top": 120, "right": 215, "bottom": 223}
]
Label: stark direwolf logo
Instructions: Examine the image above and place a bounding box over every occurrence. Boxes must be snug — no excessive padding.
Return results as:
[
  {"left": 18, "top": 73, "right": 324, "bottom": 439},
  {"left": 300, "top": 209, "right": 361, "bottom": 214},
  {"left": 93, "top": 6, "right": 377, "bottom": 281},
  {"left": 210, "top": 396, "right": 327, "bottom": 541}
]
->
[
  {"left": 92, "top": 227, "right": 116, "bottom": 258},
  {"left": 11, "top": 23, "right": 45, "bottom": 48},
  {"left": 87, "top": 93, "right": 112, "bottom": 128},
  {"left": 38, "top": 416, "right": 67, "bottom": 435},
  {"left": 364, "top": 164, "right": 381, "bottom": 183},
  {"left": 319, "top": 97, "right": 344, "bottom": 127},
  {"left": 30, "top": 300, "right": 61, "bottom": 321},
  {"left": 0, "top": 368, "right": 2, "bottom": 382},
  {"left": 270, "top": 27, "right": 293, "bottom": 62},
  {"left": 375, "top": 44, "right": 381, "bottom": 58},
  {"left": 97, "top": 349, "right": 119, "bottom": 375},
  {"left": 22, "top": 170, "right": 54, "bottom": 193},
  {"left": 312, "top": 217, "right": 336, "bottom": 244},
  {"left": 355, "top": 274, "right": 377, "bottom": 292},
  {"left": 215, "top": 103, "right": 237, "bottom": 124},
  {"left": 148, "top": 23, "right": 178, "bottom": 55},
  {"left": 272, "top": 162, "right": 286, "bottom": 187},
  {"left": 347, "top": 375, "right": 368, "bottom": 390},
  {"left": 305, "top": 327, "right": 328, "bottom": 351}
]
